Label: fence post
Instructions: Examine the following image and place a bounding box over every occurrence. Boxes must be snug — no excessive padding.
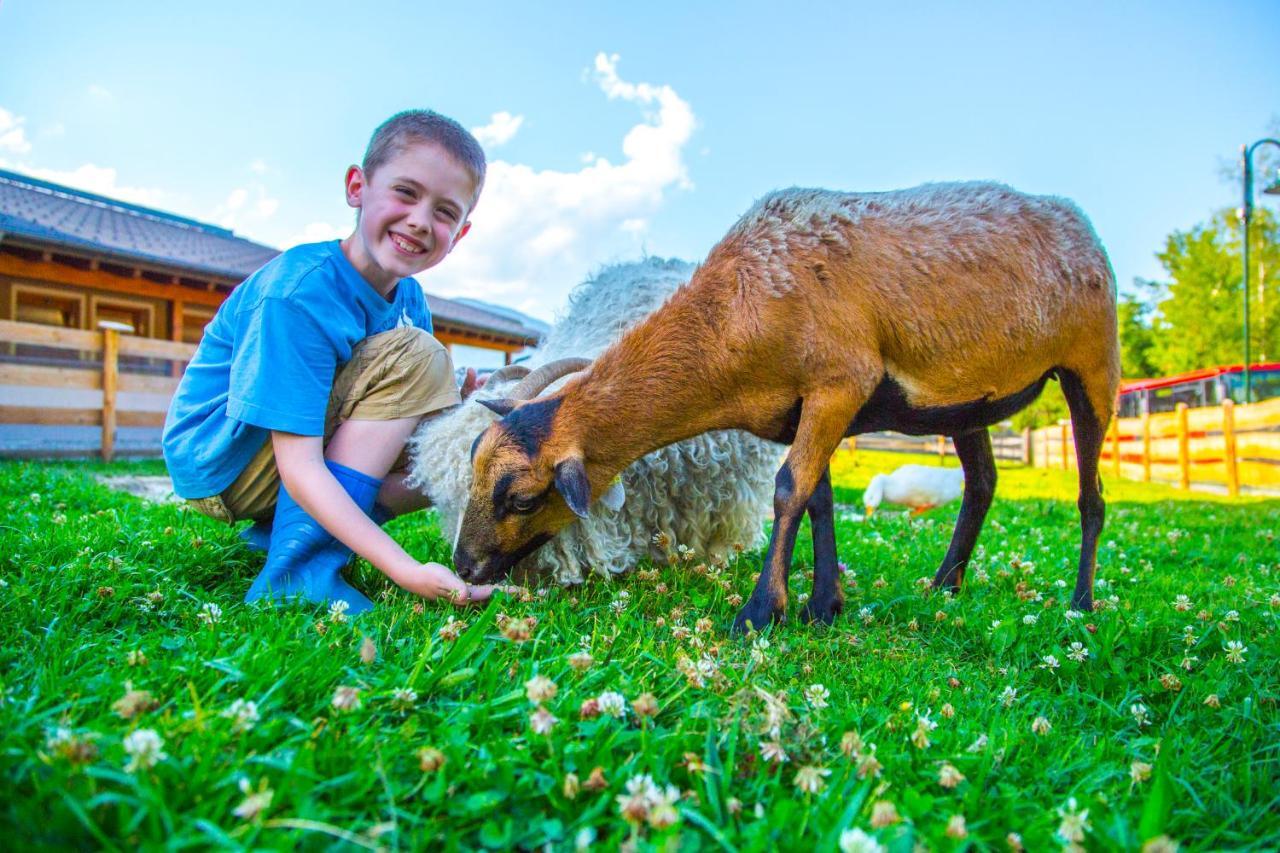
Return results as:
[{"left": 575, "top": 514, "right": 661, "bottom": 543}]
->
[
  {"left": 1022, "top": 427, "right": 1032, "bottom": 465},
  {"left": 100, "top": 325, "right": 120, "bottom": 462},
  {"left": 1176, "top": 402, "right": 1190, "bottom": 490},
  {"left": 1141, "top": 412, "right": 1151, "bottom": 482},
  {"left": 1109, "top": 416, "right": 1121, "bottom": 478},
  {"left": 937, "top": 435, "right": 946, "bottom": 459},
  {"left": 1060, "top": 421, "right": 1070, "bottom": 470},
  {"left": 1223, "top": 399, "right": 1239, "bottom": 498}
]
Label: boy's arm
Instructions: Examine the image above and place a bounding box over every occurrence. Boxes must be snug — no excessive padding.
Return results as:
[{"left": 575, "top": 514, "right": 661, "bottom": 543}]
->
[{"left": 272, "top": 431, "right": 494, "bottom": 603}]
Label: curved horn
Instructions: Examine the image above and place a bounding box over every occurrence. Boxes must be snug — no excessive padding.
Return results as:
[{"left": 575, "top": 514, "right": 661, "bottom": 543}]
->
[
  {"left": 485, "top": 364, "right": 532, "bottom": 385},
  {"left": 507, "top": 357, "right": 592, "bottom": 401}
]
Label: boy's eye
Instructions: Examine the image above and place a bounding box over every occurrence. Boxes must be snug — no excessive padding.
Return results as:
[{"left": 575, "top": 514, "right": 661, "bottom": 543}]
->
[
  {"left": 395, "top": 186, "right": 415, "bottom": 198},
  {"left": 439, "top": 208, "right": 459, "bottom": 222}
]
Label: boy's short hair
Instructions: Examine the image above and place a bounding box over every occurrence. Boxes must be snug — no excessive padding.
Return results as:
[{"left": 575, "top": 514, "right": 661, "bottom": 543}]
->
[{"left": 362, "top": 110, "right": 487, "bottom": 202}]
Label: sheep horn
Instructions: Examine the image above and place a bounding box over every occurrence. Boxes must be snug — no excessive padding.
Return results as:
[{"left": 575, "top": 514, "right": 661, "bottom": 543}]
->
[
  {"left": 485, "top": 364, "right": 533, "bottom": 385},
  {"left": 507, "top": 357, "right": 592, "bottom": 401}
]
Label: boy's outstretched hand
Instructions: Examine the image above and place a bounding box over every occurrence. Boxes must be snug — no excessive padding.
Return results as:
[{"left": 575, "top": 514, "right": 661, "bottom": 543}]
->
[
  {"left": 459, "top": 367, "right": 488, "bottom": 400},
  {"left": 399, "top": 560, "right": 507, "bottom": 606}
]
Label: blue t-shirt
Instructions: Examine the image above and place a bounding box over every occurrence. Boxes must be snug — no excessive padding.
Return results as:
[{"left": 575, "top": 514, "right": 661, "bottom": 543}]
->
[{"left": 163, "top": 240, "right": 434, "bottom": 498}]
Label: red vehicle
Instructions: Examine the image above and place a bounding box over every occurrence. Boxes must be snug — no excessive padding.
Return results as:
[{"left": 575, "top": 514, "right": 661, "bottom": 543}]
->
[{"left": 1117, "top": 363, "right": 1280, "bottom": 417}]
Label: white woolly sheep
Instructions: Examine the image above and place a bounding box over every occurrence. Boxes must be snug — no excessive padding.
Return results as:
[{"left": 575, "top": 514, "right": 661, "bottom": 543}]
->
[{"left": 406, "top": 257, "right": 780, "bottom": 585}]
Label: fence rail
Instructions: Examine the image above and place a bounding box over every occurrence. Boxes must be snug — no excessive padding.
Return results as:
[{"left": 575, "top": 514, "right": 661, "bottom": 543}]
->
[
  {"left": 844, "top": 429, "right": 1032, "bottom": 463},
  {"left": 1031, "top": 397, "right": 1280, "bottom": 495},
  {"left": 0, "top": 319, "right": 196, "bottom": 460}
]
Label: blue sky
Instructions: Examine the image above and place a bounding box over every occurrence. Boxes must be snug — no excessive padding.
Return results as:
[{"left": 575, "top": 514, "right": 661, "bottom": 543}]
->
[{"left": 2, "top": 1, "right": 1278, "bottom": 328}]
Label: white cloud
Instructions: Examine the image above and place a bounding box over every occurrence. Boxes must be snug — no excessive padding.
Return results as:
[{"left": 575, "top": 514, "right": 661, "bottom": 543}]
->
[
  {"left": 289, "top": 221, "right": 349, "bottom": 246},
  {"left": 424, "top": 53, "right": 695, "bottom": 320},
  {"left": 13, "top": 162, "right": 167, "bottom": 207},
  {"left": 87, "top": 84, "right": 113, "bottom": 102},
  {"left": 0, "top": 107, "right": 32, "bottom": 155},
  {"left": 472, "top": 111, "right": 525, "bottom": 148},
  {"left": 211, "top": 184, "right": 280, "bottom": 232},
  {"left": 249, "top": 158, "right": 268, "bottom": 174}
]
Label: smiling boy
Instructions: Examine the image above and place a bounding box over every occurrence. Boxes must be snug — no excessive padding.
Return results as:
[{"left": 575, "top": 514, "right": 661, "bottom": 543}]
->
[{"left": 163, "top": 110, "right": 501, "bottom": 613}]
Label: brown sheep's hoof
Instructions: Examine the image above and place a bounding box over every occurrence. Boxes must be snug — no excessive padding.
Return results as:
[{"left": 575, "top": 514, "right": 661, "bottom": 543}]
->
[
  {"left": 801, "top": 595, "right": 843, "bottom": 625},
  {"left": 732, "top": 597, "right": 784, "bottom": 635}
]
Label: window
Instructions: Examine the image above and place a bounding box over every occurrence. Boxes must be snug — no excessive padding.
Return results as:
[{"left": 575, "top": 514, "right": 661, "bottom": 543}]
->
[
  {"left": 12, "top": 285, "right": 84, "bottom": 328},
  {"left": 180, "top": 306, "right": 216, "bottom": 345},
  {"left": 90, "top": 295, "right": 154, "bottom": 338}
]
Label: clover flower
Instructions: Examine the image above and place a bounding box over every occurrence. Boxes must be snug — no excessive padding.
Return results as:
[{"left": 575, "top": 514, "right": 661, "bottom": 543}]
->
[
  {"left": 1172, "top": 594, "right": 1192, "bottom": 612},
  {"left": 596, "top": 691, "right": 626, "bottom": 718},
  {"left": 567, "top": 651, "right": 594, "bottom": 672},
  {"left": 911, "top": 713, "right": 937, "bottom": 750},
  {"left": 390, "top": 688, "right": 418, "bottom": 711},
  {"left": 760, "top": 739, "right": 788, "bottom": 764},
  {"left": 937, "top": 761, "right": 965, "bottom": 788},
  {"left": 869, "top": 800, "right": 901, "bottom": 828},
  {"left": 123, "top": 728, "right": 167, "bottom": 773},
  {"left": 1040, "top": 654, "right": 1060, "bottom": 670},
  {"left": 946, "top": 814, "right": 968, "bottom": 839},
  {"left": 530, "top": 707, "right": 558, "bottom": 735},
  {"left": 232, "top": 777, "right": 274, "bottom": 821},
  {"left": 1224, "top": 640, "right": 1247, "bottom": 664},
  {"left": 1067, "top": 642, "right": 1089, "bottom": 662},
  {"left": 1055, "top": 797, "right": 1091, "bottom": 844},
  {"left": 794, "top": 764, "right": 831, "bottom": 794},
  {"left": 45, "top": 727, "right": 98, "bottom": 765},
  {"left": 1130, "top": 761, "right": 1153, "bottom": 784},
  {"left": 1032, "top": 715, "right": 1052, "bottom": 735},
  {"left": 525, "top": 675, "right": 558, "bottom": 704},
  {"left": 223, "top": 698, "right": 260, "bottom": 733},
  {"left": 198, "top": 602, "right": 223, "bottom": 625},
  {"left": 331, "top": 686, "right": 361, "bottom": 712},
  {"left": 999, "top": 686, "right": 1018, "bottom": 708},
  {"left": 805, "top": 683, "right": 830, "bottom": 709},
  {"left": 327, "top": 600, "right": 348, "bottom": 623},
  {"left": 838, "top": 828, "right": 885, "bottom": 853},
  {"left": 438, "top": 619, "right": 466, "bottom": 641},
  {"left": 1130, "top": 703, "right": 1150, "bottom": 726}
]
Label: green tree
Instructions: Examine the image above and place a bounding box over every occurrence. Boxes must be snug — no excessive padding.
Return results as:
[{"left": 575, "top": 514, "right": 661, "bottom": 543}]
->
[
  {"left": 1117, "top": 290, "right": 1158, "bottom": 378},
  {"left": 1148, "top": 206, "right": 1280, "bottom": 373}
]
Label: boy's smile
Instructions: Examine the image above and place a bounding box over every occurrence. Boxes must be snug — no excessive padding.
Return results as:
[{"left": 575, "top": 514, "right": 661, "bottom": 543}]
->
[{"left": 341, "top": 141, "right": 476, "bottom": 297}]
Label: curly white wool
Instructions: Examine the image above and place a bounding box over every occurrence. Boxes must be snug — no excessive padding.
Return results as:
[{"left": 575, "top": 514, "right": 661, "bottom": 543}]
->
[{"left": 407, "top": 257, "right": 779, "bottom": 585}]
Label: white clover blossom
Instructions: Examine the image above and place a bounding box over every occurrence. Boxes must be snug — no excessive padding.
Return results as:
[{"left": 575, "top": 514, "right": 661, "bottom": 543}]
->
[
  {"left": 222, "top": 698, "right": 260, "bottom": 733},
  {"left": 198, "top": 602, "right": 223, "bottom": 625},
  {"left": 805, "top": 683, "right": 830, "bottom": 709},
  {"left": 838, "top": 828, "right": 886, "bottom": 853},
  {"left": 1055, "top": 796, "right": 1091, "bottom": 844},
  {"left": 794, "top": 764, "right": 831, "bottom": 794},
  {"left": 1130, "top": 703, "right": 1150, "bottom": 726},
  {"left": 1224, "top": 640, "right": 1247, "bottom": 664},
  {"left": 332, "top": 686, "right": 361, "bottom": 712},
  {"left": 525, "top": 675, "right": 558, "bottom": 704},
  {"left": 530, "top": 707, "right": 558, "bottom": 735},
  {"left": 390, "top": 687, "right": 418, "bottom": 710},
  {"left": 232, "top": 777, "right": 274, "bottom": 821},
  {"left": 596, "top": 691, "right": 627, "bottom": 718},
  {"left": 1040, "top": 654, "right": 1060, "bottom": 670},
  {"left": 1022, "top": 614, "right": 1038, "bottom": 626},
  {"left": 1067, "top": 642, "right": 1089, "bottom": 663},
  {"left": 328, "top": 600, "right": 349, "bottom": 623},
  {"left": 123, "top": 728, "right": 167, "bottom": 772},
  {"left": 999, "top": 686, "right": 1018, "bottom": 708}
]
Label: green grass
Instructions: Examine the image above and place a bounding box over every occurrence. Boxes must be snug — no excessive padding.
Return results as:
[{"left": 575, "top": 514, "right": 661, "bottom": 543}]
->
[{"left": 2, "top": 451, "right": 1277, "bottom": 850}]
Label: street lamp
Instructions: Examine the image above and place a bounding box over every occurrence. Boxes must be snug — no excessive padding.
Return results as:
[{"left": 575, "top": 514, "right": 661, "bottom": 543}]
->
[{"left": 1241, "top": 138, "right": 1280, "bottom": 404}]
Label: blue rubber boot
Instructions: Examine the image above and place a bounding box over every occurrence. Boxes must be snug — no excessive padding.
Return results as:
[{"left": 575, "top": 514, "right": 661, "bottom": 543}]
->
[
  {"left": 238, "top": 502, "right": 393, "bottom": 553},
  {"left": 245, "top": 460, "right": 382, "bottom": 614}
]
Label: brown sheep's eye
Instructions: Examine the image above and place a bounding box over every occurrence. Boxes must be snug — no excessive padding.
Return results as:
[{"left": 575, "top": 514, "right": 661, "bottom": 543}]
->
[{"left": 511, "top": 496, "right": 538, "bottom": 514}]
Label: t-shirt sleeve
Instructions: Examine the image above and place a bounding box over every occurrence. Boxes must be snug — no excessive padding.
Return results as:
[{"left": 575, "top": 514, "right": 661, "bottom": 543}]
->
[{"left": 226, "top": 297, "right": 336, "bottom": 435}]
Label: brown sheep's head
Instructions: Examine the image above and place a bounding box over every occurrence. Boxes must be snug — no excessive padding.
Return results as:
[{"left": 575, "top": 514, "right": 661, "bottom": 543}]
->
[{"left": 451, "top": 359, "right": 622, "bottom": 583}]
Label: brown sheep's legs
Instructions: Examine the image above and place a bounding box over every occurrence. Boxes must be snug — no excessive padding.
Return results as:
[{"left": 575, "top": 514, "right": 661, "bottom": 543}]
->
[
  {"left": 930, "top": 430, "right": 996, "bottom": 595},
  {"left": 801, "top": 466, "right": 844, "bottom": 625},
  {"left": 1059, "top": 369, "right": 1110, "bottom": 612},
  {"left": 734, "top": 393, "right": 856, "bottom": 633}
]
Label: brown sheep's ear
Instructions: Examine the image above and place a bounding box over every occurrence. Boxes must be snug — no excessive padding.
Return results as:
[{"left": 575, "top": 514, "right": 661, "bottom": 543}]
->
[
  {"left": 554, "top": 457, "right": 591, "bottom": 519},
  {"left": 479, "top": 398, "right": 517, "bottom": 417}
]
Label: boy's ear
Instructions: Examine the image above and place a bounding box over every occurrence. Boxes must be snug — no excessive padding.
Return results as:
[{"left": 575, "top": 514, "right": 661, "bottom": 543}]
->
[
  {"left": 344, "top": 165, "right": 365, "bottom": 209},
  {"left": 452, "top": 220, "right": 472, "bottom": 247}
]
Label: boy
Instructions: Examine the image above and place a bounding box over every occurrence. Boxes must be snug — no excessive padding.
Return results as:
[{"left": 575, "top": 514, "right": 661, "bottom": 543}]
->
[{"left": 163, "top": 110, "right": 501, "bottom": 613}]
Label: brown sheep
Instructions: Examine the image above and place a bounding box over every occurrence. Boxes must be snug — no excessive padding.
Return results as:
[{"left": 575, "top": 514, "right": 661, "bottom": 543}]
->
[{"left": 454, "top": 181, "right": 1119, "bottom": 631}]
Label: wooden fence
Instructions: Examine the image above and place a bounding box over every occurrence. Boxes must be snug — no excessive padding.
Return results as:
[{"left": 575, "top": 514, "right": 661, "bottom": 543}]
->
[
  {"left": 846, "top": 429, "right": 1032, "bottom": 464},
  {"left": 0, "top": 319, "right": 196, "bottom": 460},
  {"left": 1031, "top": 398, "right": 1280, "bottom": 496}
]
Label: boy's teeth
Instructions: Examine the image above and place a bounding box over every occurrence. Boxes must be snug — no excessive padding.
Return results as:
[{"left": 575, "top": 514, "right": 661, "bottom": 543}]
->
[{"left": 392, "top": 234, "right": 424, "bottom": 253}]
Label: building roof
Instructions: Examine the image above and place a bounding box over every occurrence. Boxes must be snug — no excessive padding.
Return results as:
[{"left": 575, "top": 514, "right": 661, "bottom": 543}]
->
[
  {"left": 0, "top": 168, "right": 280, "bottom": 279},
  {"left": 0, "top": 168, "right": 542, "bottom": 345}
]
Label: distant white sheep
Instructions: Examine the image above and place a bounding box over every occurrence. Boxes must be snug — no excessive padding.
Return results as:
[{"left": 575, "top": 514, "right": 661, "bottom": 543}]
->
[{"left": 407, "top": 258, "right": 779, "bottom": 585}]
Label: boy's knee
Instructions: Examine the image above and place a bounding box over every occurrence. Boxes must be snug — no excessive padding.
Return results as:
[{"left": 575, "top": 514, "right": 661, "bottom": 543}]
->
[{"left": 361, "top": 326, "right": 442, "bottom": 361}]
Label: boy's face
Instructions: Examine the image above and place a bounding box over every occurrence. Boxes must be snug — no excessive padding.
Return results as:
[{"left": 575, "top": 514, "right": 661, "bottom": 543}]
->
[{"left": 342, "top": 141, "right": 477, "bottom": 290}]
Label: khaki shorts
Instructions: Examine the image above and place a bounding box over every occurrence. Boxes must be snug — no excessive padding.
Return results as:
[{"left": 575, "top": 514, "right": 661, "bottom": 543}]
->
[{"left": 187, "top": 326, "right": 460, "bottom": 525}]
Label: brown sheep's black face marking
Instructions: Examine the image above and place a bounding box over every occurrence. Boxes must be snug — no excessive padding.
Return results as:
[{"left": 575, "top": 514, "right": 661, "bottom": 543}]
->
[{"left": 454, "top": 396, "right": 581, "bottom": 584}]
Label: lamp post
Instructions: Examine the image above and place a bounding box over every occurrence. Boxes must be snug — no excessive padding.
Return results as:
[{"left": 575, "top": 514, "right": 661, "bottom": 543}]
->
[{"left": 1240, "top": 138, "right": 1280, "bottom": 404}]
